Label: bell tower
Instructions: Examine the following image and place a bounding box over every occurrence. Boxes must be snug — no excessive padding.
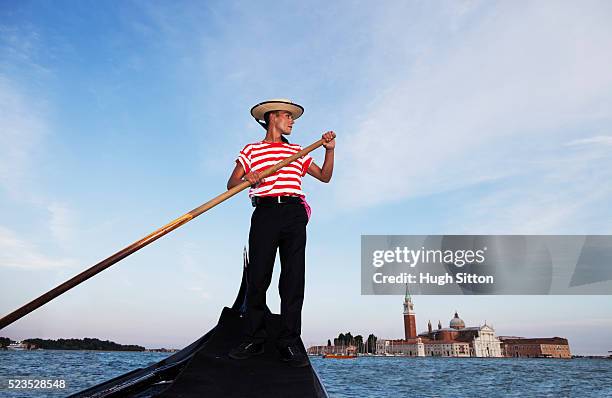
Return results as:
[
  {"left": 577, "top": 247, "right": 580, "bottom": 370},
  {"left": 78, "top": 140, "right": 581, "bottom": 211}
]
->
[{"left": 403, "top": 284, "right": 417, "bottom": 339}]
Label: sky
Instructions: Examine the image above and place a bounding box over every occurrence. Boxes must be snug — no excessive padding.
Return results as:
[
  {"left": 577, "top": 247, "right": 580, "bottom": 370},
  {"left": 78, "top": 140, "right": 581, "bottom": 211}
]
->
[{"left": 1, "top": 0, "right": 611, "bottom": 355}]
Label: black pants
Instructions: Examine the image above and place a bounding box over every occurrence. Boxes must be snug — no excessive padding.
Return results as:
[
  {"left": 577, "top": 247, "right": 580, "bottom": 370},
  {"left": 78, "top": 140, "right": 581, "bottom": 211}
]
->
[{"left": 246, "top": 202, "right": 308, "bottom": 348}]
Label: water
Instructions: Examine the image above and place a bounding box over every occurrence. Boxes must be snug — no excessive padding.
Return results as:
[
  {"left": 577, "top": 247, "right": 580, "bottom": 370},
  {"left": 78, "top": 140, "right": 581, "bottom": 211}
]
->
[
  {"left": 1, "top": 351, "right": 611, "bottom": 397},
  {"left": 312, "top": 356, "right": 612, "bottom": 397},
  {"left": 0, "top": 350, "right": 171, "bottom": 397}
]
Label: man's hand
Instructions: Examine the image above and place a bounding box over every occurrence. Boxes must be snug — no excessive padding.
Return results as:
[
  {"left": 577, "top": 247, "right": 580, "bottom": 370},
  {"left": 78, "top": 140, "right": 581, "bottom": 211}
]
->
[
  {"left": 244, "top": 171, "right": 264, "bottom": 186},
  {"left": 322, "top": 131, "right": 336, "bottom": 150}
]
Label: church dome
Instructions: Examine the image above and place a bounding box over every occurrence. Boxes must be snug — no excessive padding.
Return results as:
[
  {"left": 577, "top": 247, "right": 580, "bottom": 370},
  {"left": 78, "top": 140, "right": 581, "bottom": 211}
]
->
[{"left": 450, "top": 311, "right": 465, "bottom": 329}]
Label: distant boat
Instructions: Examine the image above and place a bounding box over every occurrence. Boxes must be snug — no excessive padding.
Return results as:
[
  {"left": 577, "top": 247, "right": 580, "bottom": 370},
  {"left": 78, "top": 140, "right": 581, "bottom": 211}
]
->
[
  {"left": 7, "top": 342, "right": 27, "bottom": 350},
  {"left": 323, "top": 353, "right": 357, "bottom": 359}
]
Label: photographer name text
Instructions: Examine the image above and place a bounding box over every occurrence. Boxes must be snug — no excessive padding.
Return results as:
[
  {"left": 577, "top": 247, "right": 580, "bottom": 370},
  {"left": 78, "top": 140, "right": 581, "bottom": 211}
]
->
[{"left": 372, "top": 272, "right": 494, "bottom": 285}]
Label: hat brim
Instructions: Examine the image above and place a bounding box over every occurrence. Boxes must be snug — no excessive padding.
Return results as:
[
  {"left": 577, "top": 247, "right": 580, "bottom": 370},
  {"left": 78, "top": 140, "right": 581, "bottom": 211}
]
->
[{"left": 250, "top": 100, "right": 304, "bottom": 121}]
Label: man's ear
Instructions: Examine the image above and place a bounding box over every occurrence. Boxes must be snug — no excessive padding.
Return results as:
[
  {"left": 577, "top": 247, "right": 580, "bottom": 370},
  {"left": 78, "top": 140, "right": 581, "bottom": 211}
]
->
[{"left": 268, "top": 110, "right": 280, "bottom": 123}]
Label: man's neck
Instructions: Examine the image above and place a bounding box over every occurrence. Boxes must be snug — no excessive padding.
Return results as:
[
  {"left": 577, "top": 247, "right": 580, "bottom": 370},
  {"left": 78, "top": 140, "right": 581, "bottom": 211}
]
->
[{"left": 264, "top": 127, "right": 284, "bottom": 143}]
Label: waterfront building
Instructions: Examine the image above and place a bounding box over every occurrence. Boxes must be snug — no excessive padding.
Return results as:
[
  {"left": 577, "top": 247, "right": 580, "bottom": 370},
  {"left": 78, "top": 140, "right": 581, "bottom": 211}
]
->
[
  {"left": 378, "top": 338, "right": 425, "bottom": 357},
  {"left": 471, "top": 325, "right": 503, "bottom": 357},
  {"left": 499, "top": 337, "right": 571, "bottom": 358},
  {"left": 307, "top": 344, "right": 356, "bottom": 356},
  {"left": 412, "top": 319, "right": 502, "bottom": 358},
  {"left": 423, "top": 341, "right": 470, "bottom": 357}
]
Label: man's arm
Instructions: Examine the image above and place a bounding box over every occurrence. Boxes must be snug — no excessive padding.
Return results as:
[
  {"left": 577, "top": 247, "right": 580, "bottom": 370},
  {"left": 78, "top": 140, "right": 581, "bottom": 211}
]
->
[
  {"left": 227, "top": 162, "right": 245, "bottom": 190},
  {"left": 307, "top": 131, "right": 335, "bottom": 183},
  {"left": 227, "top": 162, "right": 263, "bottom": 190}
]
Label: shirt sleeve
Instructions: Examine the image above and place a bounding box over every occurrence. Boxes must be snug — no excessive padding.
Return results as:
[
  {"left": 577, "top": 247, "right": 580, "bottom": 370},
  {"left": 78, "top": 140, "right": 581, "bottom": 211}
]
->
[
  {"left": 237, "top": 145, "right": 251, "bottom": 174},
  {"left": 301, "top": 153, "right": 313, "bottom": 176}
]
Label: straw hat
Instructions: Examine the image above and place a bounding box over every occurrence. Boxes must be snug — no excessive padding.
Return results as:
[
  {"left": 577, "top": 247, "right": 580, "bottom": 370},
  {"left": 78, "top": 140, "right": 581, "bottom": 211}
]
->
[{"left": 250, "top": 99, "right": 304, "bottom": 122}]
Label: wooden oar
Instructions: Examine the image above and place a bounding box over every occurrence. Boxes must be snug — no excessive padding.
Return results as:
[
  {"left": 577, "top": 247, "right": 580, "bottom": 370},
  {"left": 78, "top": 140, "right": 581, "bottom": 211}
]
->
[{"left": 0, "top": 138, "right": 326, "bottom": 330}]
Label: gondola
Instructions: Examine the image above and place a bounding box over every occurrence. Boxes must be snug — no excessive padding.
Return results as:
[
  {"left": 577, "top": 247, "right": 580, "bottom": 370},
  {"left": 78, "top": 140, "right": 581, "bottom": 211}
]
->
[{"left": 68, "top": 253, "right": 329, "bottom": 398}]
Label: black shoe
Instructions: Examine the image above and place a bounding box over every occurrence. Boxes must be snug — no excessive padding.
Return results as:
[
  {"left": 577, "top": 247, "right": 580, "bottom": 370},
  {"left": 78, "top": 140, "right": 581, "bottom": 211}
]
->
[
  {"left": 279, "top": 345, "right": 309, "bottom": 367},
  {"left": 229, "top": 341, "right": 264, "bottom": 360}
]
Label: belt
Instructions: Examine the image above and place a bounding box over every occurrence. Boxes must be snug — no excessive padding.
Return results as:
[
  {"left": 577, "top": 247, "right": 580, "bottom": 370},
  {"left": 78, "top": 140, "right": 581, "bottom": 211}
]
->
[{"left": 251, "top": 196, "right": 302, "bottom": 207}]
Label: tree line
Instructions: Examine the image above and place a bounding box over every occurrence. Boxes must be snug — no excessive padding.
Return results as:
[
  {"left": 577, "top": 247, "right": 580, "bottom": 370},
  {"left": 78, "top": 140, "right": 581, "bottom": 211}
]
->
[
  {"left": 332, "top": 332, "right": 378, "bottom": 354},
  {"left": 15, "top": 337, "right": 145, "bottom": 351}
]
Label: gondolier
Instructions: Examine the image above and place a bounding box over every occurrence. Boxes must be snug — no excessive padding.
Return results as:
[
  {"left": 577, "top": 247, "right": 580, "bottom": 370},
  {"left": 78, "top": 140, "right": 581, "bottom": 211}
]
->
[{"left": 227, "top": 99, "right": 335, "bottom": 367}]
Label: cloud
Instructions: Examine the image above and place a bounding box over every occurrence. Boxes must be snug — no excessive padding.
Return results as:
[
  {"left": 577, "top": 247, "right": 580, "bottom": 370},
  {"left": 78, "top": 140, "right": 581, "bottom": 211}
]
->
[
  {"left": 331, "top": 1, "right": 612, "bottom": 232},
  {"left": 187, "top": 286, "right": 211, "bottom": 300},
  {"left": 565, "top": 135, "right": 612, "bottom": 147},
  {"left": 0, "top": 23, "right": 51, "bottom": 76},
  {"left": 0, "top": 75, "right": 47, "bottom": 198},
  {"left": 452, "top": 141, "right": 612, "bottom": 233},
  {"left": 0, "top": 76, "right": 82, "bottom": 266},
  {"left": 0, "top": 22, "right": 55, "bottom": 198},
  {"left": 0, "top": 226, "right": 76, "bottom": 269},
  {"left": 0, "top": 49, "right": 80, "bottom": 265},
  {"left": 47, "top": 202, "right": 77, "bottom": 247}
]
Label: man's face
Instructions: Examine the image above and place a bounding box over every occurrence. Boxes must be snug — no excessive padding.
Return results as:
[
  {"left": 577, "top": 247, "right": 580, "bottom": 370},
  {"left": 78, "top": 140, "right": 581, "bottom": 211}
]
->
[{"left": 270, "top": 110, "right": 294, "bottom": 135}]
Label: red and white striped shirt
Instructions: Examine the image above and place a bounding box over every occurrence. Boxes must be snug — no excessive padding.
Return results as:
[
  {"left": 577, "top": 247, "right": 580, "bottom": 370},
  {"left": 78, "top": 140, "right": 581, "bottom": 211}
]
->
[{"left": 237, "top": 141, "right": 313, "bottom": 198}]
